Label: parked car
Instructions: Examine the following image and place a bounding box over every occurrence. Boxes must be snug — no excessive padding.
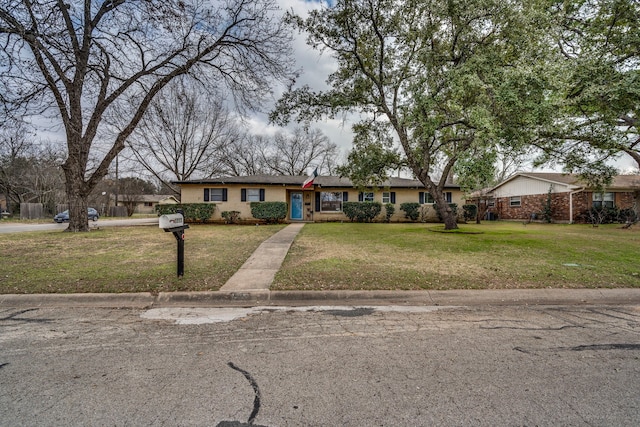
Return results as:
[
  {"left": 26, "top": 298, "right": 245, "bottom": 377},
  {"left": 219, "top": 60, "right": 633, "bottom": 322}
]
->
[{"left": 54, "top": 208, "right": 99, "bottom": 223}]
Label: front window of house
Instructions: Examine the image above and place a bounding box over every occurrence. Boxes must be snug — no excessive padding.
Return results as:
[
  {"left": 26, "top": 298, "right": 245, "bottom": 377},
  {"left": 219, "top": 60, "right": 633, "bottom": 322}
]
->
[
  {"left": 246, "top": 188, "right": 261, "bottom": 202},
  {"left": 362, "top": 192, "right": 374, "bottom": 202},
  {"left": 510, "top": 196, "right": 521, "bottom": 207},
  {"left": 382, "top": 192, "right": 391, "bottom": 204},
  {"left": 321, "top": 192, "right": 343, "bottom": 212},
  {"left": 593, "top": 192, "right": 614, "bottom": 208},
  {"left": 421, "top": 192, "right": 451, "bottom": 204},
  {"left": 205, "top": 188, "right": 227, "bottom": 202},
  {"left": 210, "top": 188, "right": 225, "bottom": 202}
]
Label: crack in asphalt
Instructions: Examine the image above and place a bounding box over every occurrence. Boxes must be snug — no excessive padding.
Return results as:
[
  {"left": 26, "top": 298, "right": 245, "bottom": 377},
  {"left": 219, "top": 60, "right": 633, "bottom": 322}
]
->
[
  {"left": 566, "top": 343, "right": 640, "bottom": 352},
  {"left": 220, "top": 362, "right": 266, "bottom": 427},
  {"left": 481, "top": 325, "right": 583, "bottom": 331},
  {"left": 514, "top": 343, "right": 640, "bottom": 355},
  {"left": 0, "top": 308, "right": 51, "bottom": 324}
]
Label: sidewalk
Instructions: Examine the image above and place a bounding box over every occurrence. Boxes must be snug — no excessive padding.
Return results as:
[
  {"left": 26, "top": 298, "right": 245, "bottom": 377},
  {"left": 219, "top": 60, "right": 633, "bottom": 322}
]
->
[{"left": 220, "top": 223, "right": 305, "bottom": 291}]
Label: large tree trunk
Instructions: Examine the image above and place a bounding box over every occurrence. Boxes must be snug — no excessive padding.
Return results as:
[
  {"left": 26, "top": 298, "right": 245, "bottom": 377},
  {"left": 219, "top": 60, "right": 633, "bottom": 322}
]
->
[
  {"left": 432, "top": 190, "right": 458, "bottom": 230},
  {"left": 62, "top": 155, "right": 90, "bottom": 232},
  {"left": 414, "top": 170, "right": 459, "bottom": 230}
]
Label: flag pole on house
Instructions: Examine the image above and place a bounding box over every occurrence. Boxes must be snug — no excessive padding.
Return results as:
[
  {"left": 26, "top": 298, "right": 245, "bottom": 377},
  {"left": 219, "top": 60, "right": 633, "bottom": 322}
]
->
[{"left": 302, "top": 167, "right": 318, "bottom": 189}]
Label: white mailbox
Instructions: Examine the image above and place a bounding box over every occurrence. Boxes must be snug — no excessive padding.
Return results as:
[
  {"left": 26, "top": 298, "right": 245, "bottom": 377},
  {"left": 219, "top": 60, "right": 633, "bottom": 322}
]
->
[{"left": 159, "top": 213, "right": 185, "bottom": 230}]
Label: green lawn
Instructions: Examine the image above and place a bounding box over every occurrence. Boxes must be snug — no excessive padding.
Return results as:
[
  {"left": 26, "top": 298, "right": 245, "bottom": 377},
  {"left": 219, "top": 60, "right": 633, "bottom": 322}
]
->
[
  {"left": 0, "top": 224, "right": 285, "bottom": 294},
  {"left": 272, "top": 222, "right": 640, "bottom": 290},
  {"left": 1, "top": 222, "right": 638, "bottom": 294}
]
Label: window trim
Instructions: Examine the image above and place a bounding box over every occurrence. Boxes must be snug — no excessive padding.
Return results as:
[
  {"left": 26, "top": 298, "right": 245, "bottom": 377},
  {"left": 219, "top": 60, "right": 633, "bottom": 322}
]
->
[
  {"left": 592, "top": 192, "right": 614, "bottom": 209},
  {"left": 426, "top": 193, "right": 434, "bottom": 204},
  {"left": 319, "top": 191, "right": 344, "bottom": 212},
  {"left": 246, "top": 188, "right": 261, "bottom": 202},
  {"left": 204, "top": 188, "right": 227, "bottom": 202},
  {"left": 241, "top": 188, "right": 265, "bottom": 202},
  {"left": 419, "top": 192, "right": 444, "bottom": 204},
  {"left": 359, "top": 191, "right": 374, "bottom": 202},
  {"left": 382, "top": 191, "right": 396, "bottom": 204}
]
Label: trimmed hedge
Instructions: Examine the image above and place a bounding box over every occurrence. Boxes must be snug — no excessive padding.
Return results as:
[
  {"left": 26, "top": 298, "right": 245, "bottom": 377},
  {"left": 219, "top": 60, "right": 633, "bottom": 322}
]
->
[
  {"left": 343, "top": 201, "right": 382, "bottom": 222},
  {"left": 462, "top": 204, "right": 477, "bottom": 222},
  {"left": 250, "top": 202, "right": 287, "bottom": 223},
  {"left": 156, "top": 203, "right": 215, "bottom": 223},
  {"left": 384, "top": 203, "right": 395, "bottom": 223},
  {"left": 400, "top": 202, "right": 420, "bottom": 221}
]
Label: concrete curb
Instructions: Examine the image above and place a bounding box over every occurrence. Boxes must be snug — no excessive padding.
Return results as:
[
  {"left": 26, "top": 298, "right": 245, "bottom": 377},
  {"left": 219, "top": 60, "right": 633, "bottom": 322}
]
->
[
  {"left": 1, "top": 288, "right": 639, "bottom": 308},
  {"left": 0, "top": 292, "right": 155, "bottom": 308}
]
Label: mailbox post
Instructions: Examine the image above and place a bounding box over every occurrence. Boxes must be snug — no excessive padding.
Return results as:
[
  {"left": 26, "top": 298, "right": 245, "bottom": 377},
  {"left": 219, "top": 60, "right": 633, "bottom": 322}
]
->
[{"left": 159, "top": 212, "right": 190, "bottom": 277}]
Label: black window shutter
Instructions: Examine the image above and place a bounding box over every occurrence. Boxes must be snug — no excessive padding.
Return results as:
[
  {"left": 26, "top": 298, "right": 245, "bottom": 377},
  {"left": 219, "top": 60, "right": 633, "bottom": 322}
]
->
[
  {"left": 391, "top": 192, "right": 396, "bottom": 204},
  {"left": 419, "top": 192, "right": 424, "bottom": 204},
  {"left": 315, "top": 192, "right": 321, "bottom": 211},
  {"left": 204, "top": 188, "right": 210, "bottom": 202},
  {"left": 343, "top": 191, "right": 348, "bottom": 202},
  {"left": 445, "top": 192, "right": 452, "bottom": 203},
  {"left": 241, "top": 189, "right": 247, "bottom": 202},
  {"left": 259, "top": 188, "right": 265, "bottom": 202},
  {"left": 358, "top": 192, "right": 363, "bottom": 202},
  {"left": 222, "top": 188, "right": 228, "bottom": 202}
]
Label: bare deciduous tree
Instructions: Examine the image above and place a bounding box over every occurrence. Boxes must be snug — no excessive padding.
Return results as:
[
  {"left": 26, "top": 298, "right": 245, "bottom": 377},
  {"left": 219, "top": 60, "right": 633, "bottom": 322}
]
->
[
  {"left": 217, "top": 127, "right": 338, "bottom": 177},
  {"left": 0, "top": 121, "right": 64, "bottom": 215},
  {"left": 218, "top": 134, "right": 271, "bottom": 176},
  {"left": 265, "top": 127, "right": 338, "bottom": 176},
  {"left": 0, "top": 0, "right": 294, "bottom": 231},
  {"left": 126, "top": 79, "right": 240, "bottom": 196}
]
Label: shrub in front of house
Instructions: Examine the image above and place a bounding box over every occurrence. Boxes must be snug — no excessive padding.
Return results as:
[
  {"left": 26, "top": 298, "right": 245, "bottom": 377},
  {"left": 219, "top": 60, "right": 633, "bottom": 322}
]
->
[
  {"left": 221, "top": 210, "right": 241, "bottom": 224},
  {"left": 462, "top": 204, "right": 477, "bottom": 222},
  {"left": 156, "top": 203, "right": 215, "bottom": 223},
  {"left": 384, "top": 203, "right": 395, "bottom": 223},
  {"left": 400, "top": 202, "right": 420, "bottom": 221},
  {"left": 250, "top": 202, "right": 287, "bottom": 223},
  {"left": 343, "top": 201, "right": 382, "bottom": 222},
  {"left": 419, "top": 205, "right": 431, "bottom": 222},
  {"left": 579, "top": 206, "right": 638, "bottom": 226}
]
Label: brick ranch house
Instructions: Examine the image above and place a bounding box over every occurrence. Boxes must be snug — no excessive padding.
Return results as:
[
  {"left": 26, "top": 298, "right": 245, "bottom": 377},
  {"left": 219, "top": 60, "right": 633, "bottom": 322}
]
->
[
  {"left": 173, "top": 175, "right": 463, "bottom": 223},
  {"left": 490, "top": 172, "right": 640, "bottom": 223}
]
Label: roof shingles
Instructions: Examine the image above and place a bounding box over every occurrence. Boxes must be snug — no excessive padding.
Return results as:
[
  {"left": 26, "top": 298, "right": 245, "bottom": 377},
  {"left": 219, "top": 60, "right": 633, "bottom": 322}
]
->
[{"left": 173, "top": 175, "right": 459, "bottom": 189}]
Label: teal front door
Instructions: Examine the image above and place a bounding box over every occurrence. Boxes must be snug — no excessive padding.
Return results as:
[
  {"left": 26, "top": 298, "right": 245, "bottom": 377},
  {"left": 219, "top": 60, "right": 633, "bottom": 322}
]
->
[{"left": 291, "top": 192, "right": 303, "bottom": 220}]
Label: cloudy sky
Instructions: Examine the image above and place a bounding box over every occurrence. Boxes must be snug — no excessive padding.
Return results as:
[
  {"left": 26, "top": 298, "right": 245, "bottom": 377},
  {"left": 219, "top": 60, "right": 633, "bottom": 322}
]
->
[
  {"left": 27, "top": 0, "right": 637, "bottom": 175},
  {"left": 244, "top": 0, "right": 355, "bottom": 162},
  {"left": 254, "top": 0, "right": 637, "bottom": 174}
]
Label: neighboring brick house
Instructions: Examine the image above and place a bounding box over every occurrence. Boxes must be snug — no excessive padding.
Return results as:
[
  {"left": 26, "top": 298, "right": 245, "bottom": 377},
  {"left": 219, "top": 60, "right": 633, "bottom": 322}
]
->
[
  {"left": 173, "top": 175, "right": 463, "bottom": 223},
  {"left": 490, "top": 173, "right": 640, "bottom": 223}
]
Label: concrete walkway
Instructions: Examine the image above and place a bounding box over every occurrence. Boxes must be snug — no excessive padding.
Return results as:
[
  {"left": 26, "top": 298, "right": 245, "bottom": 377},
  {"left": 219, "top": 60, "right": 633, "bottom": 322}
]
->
[{"left": 219, "top": 223, "right": 305, "bottom": 292}]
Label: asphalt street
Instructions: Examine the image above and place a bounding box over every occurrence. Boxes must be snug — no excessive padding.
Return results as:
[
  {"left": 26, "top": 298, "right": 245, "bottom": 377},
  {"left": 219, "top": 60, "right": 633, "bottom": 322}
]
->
[
  {"left": 0, "top": 217, "right": 158, "bottom": 234},
  {"left": 1, "top": 303, "right": 639, "bottom": 426}
]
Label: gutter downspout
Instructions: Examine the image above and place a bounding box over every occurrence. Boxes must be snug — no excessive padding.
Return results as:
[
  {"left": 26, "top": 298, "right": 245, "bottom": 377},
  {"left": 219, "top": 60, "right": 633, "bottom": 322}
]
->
[{"left": 569, "top": 188, "right": 585, "bottom": 224}]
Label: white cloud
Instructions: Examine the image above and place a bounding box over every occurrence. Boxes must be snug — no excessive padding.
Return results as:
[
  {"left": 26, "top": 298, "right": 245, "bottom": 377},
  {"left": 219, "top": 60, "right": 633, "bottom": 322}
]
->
[
  {"left": 264, "top": 0, "right": 355, "bottom": 155},
  {"left": 19, "top": 0, "right": 639, "bottom": 176}
]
